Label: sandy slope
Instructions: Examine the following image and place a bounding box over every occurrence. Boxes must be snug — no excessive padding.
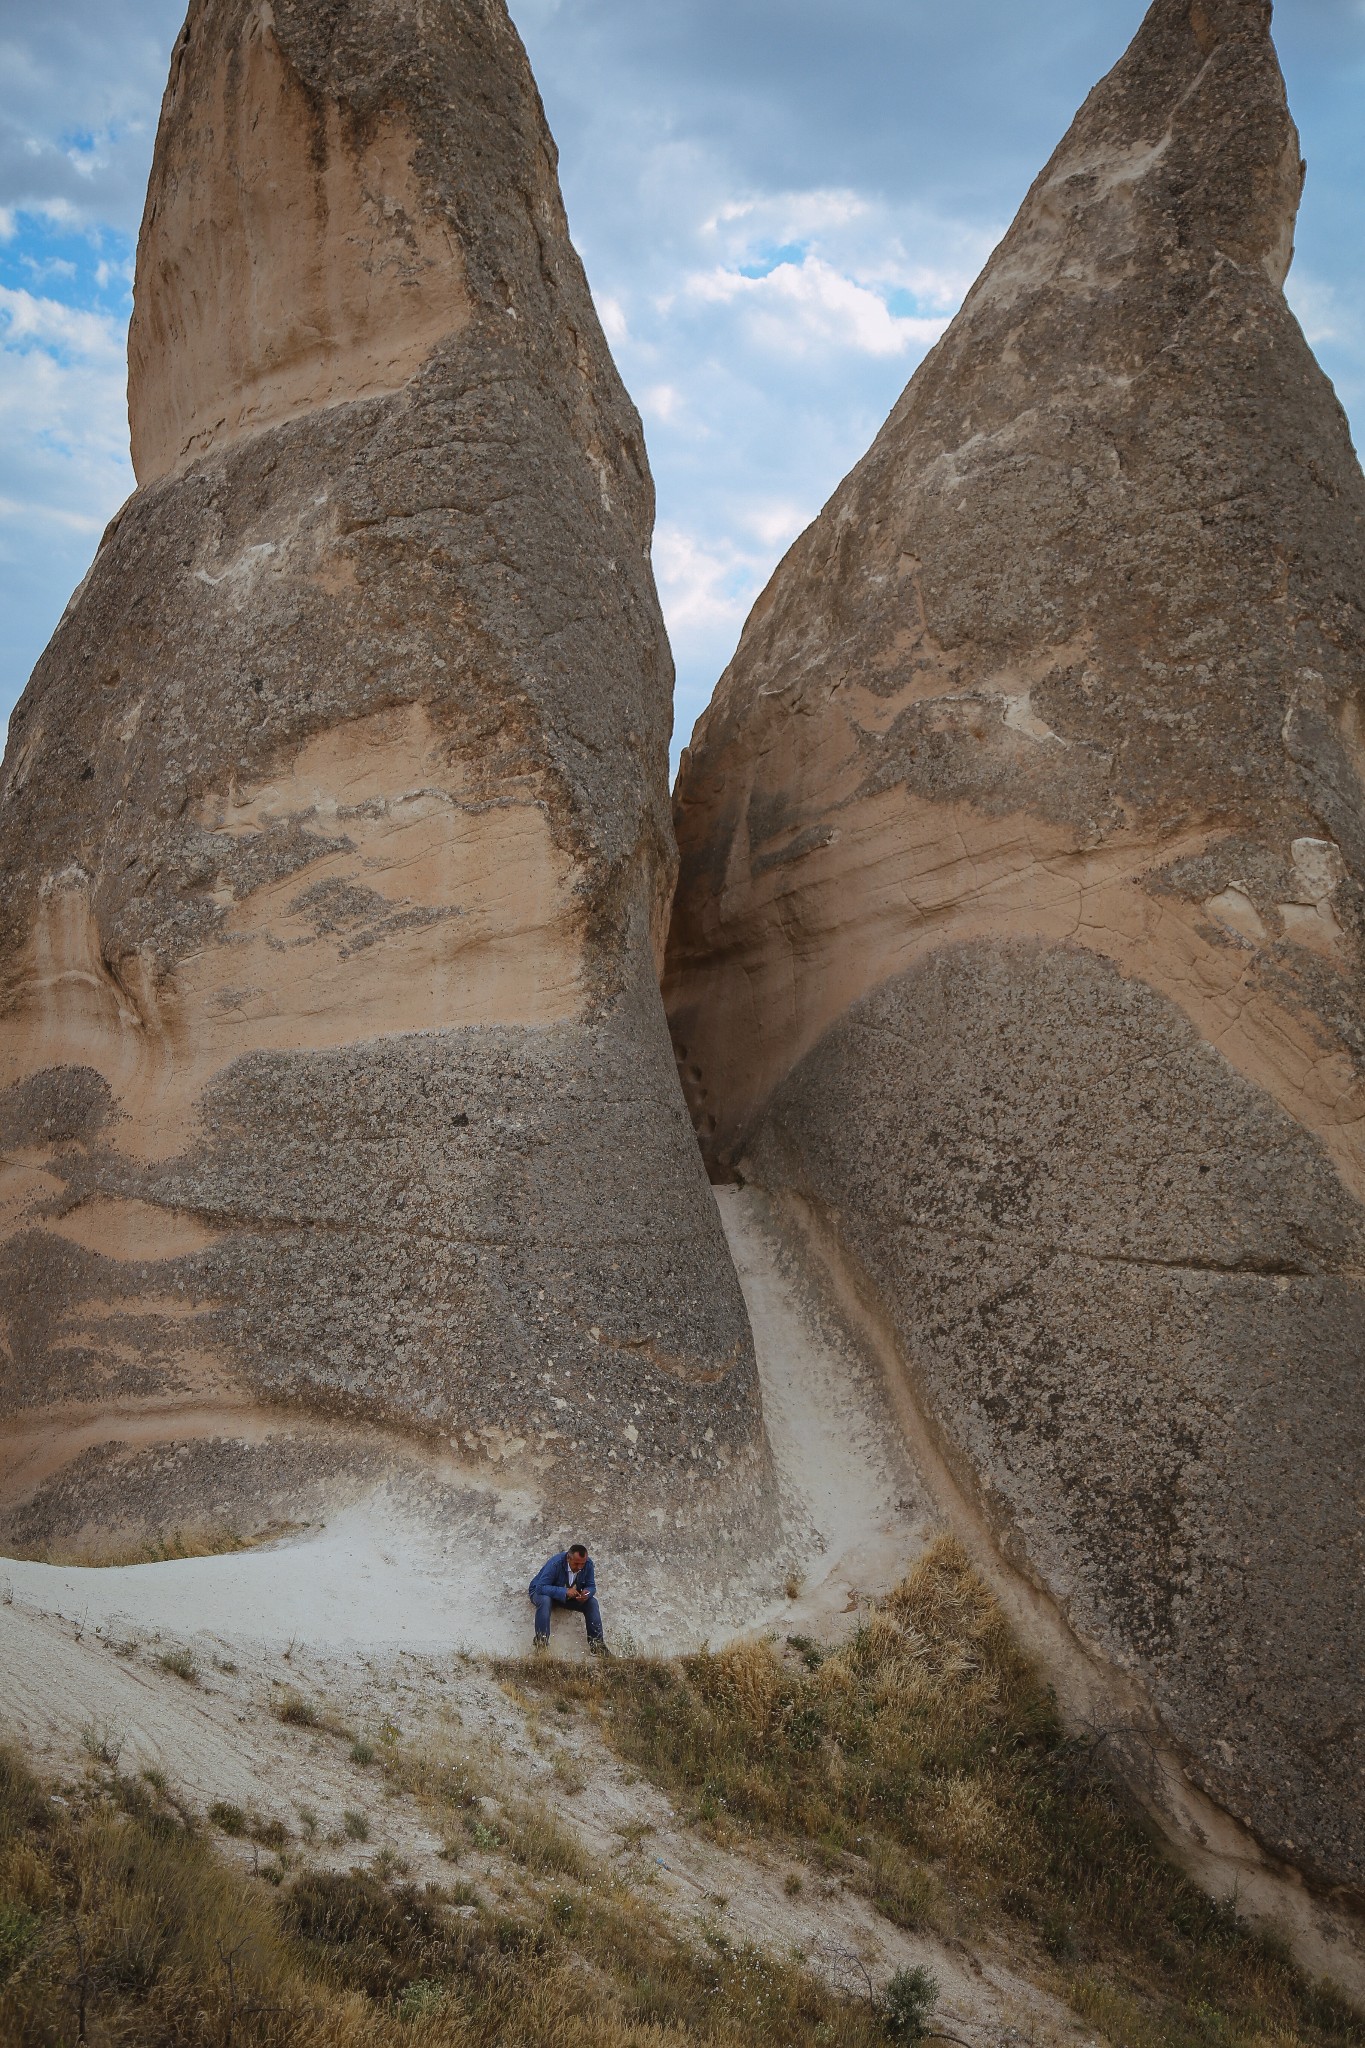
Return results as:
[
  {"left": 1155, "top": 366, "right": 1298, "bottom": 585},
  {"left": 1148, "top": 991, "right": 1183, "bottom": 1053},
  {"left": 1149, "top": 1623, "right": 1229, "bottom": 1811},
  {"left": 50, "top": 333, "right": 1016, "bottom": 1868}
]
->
[
  {"left": 0, "top": 1207, "right": 1087, "bottom": 2037},
  {"left": 0, "top": 1588, "right": 1084, "bottom": 2047},
  {"left": 0, "top": 1187, "right": 930, "bottom": 1661}
]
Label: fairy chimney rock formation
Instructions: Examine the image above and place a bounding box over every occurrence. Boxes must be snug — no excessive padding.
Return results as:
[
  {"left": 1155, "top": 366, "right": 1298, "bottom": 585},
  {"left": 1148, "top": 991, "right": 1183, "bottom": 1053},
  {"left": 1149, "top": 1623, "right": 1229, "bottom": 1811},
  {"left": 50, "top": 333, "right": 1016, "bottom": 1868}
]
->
[
  {"left": 666, "top": 0, "right": 1365, "bottom": 1898},
  {"left": 0, "top": 0, "right": 770, "bottom": 1563}
]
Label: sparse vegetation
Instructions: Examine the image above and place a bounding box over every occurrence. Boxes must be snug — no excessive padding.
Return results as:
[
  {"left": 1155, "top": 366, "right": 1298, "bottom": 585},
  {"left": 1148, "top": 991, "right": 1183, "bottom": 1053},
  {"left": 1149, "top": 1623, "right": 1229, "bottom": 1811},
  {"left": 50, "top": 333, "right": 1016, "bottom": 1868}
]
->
[
  {"left": 508, "top": 1537, "right": 1365, "bottom": 2048},
  {"left": 881, "top": 1964, "right": 939, "bottom": 2042},
  {"left": 0, "top": 1742, "right": 891, "bottom": 2046},
  {"left": 19, "top": 1527, "right": 255, "bottom": 1568},
  {"left": 156, "top": 1645, "right": 199, "bottom": 1684},
  {"left": 273, "top": 1687, "right": 320, "bottom": 1728},
  {"left": 3, "top": 1538, "right": 1361, "bottom": 2048},
  {"left": 78, "top": 1720, "right": 122, "bottom": 1767}
]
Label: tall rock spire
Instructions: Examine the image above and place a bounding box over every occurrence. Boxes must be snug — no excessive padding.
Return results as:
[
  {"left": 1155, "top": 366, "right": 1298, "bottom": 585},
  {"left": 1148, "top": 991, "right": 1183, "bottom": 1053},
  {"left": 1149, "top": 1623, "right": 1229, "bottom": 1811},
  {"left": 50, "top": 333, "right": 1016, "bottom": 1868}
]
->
[
  {"left": 0, "top": 0, "right": 771, "bottom": 1568},
  {"left": 667, "top": 0, "right": 1365, "bottom": 1898}
]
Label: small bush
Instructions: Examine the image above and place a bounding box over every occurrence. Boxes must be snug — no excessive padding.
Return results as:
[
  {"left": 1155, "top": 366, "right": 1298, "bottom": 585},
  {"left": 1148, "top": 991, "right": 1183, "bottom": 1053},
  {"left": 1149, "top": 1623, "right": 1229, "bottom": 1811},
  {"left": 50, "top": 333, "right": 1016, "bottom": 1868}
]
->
[
  {"left": 79, "top": 1720, "right": 122, "bottom": 1765},
  {"left": 207, "top": 1800, "right": 246, "bottom": 1837},
  {"left": 156, "top": 1645, "right": 199, "bottom": 1684},
  {"left": 274, "top": 1689, "right": 319, "bottom": 1728},
  {"left": 0, "top": 1902, "right": 38, "bottom": 1984},
  {"left": 882, "top": 1964, "right": 938, "bottom": 2042},
  {"left": 343, "top": 1810, "right": 370, "bottom": 1842},
  {"left": 351, "top": 1738, "right": 375, "bottom": 1767},
  {"left": 398, "top": 1976, "right": 446, "bottom": 2018}
]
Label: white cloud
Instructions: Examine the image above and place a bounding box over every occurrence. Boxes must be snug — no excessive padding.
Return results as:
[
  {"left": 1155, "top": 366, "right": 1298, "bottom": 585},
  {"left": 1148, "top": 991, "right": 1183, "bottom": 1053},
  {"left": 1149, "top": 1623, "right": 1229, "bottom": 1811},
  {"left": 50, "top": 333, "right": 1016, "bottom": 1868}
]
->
[
  {"left": 742, "top": 499, "right": 809, "bottom": 551},
  {"left": 595, "top": 291, "right": 628, "bottom": 343},
  {"left": 652, "top": 522, "right": 770, "bottom": 639},
  {"left": 641, "top": 382, "right": 682, "bottom": 421},
  {"left": 0, "top": 281, "right": 132, "bottom": 559},
  {"left": 94, "top": 253, "right": 132, "bottom": 292},
  {"left": 704, "top": 187, "right": 868, "bottom": 242},
  {"left": 1287, "top": 271, "right": 1339, "bottom": 347},
  {"left": 683, "top": 253, "right": 949, "bottom": 358},
  {"left": 0, "top": 493, "right": 104, "bottom": 533},
  {"left": 0, "top": 280, "right": 125, "bottom": 361}
]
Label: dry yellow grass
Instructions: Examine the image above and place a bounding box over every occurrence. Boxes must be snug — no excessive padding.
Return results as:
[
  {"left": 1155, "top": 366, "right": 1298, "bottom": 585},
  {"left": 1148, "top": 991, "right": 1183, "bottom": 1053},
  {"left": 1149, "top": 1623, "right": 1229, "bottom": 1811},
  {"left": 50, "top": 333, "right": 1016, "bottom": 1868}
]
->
[
  {"left": 508, "top": 1538, "right": 1365, "bottom": 2048},
  {"left": 0, "top": 1746, "right": 894, "bottom": 2046}
]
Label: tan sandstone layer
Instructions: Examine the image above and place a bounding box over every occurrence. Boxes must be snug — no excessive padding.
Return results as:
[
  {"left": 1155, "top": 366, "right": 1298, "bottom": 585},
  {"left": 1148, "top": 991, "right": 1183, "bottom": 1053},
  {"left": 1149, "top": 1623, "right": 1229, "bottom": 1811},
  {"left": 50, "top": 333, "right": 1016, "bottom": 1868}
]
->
[
  {"left": 0, "top": 0, "right": 772, "bottom": 1564},
  {"left": 666, "top": 0, "right": 1365, "bottom": 1906}
]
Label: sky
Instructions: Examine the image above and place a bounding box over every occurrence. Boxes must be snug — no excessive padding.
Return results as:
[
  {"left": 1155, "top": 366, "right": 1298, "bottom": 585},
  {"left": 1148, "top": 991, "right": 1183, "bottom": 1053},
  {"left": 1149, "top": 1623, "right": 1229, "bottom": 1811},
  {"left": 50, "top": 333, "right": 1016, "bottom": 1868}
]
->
[{"left": 1, "top": 0, "right": 1362, "bottom": 762}]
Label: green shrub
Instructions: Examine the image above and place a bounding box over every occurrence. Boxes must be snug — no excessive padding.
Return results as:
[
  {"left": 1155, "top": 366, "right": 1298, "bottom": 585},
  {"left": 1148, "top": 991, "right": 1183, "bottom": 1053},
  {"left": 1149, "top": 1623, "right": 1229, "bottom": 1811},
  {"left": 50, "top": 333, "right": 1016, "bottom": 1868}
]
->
[{"left": 881, "top": 1964, "right": 938, "bottom": 2041}]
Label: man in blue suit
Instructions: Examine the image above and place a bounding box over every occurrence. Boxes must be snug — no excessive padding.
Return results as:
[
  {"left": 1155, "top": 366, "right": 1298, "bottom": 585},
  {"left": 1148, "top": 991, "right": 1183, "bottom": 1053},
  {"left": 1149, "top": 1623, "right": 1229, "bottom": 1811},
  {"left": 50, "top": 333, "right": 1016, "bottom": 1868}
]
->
[{"left": 528, "top": 1542, "right": 607, "bottom": 1654}]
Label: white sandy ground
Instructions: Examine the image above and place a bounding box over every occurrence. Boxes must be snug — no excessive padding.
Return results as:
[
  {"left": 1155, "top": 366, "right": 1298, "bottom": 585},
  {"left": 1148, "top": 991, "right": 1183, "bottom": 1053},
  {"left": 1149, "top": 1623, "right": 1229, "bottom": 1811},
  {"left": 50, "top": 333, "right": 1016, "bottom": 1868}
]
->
[
  {"left": 0, "top": 1187, "right": 1107, "bottom": 2039},
  {"left": 0, "top": 1187, "right": 933, "bottom": 1659}
]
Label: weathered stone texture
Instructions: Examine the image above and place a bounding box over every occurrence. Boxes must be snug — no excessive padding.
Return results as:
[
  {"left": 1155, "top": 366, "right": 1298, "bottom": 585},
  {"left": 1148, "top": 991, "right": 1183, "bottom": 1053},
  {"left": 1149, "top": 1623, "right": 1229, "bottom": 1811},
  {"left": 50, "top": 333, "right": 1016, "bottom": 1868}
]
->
[
  {"left": 666, "top": 0, "right": 1365, "bottom": 1890},
  {"left": 753, "top": 942, "right": 1364, "bottom": 1891},
  {"left": 0, "top": 0, "right": 769, "bottom": 1552}
]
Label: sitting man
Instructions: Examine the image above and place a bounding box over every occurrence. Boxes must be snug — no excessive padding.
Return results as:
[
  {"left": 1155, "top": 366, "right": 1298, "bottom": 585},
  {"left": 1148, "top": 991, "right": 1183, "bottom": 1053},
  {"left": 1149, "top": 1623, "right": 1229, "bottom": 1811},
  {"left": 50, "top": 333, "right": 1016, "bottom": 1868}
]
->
[{"left": 527, "top": 1542, "right": 608, "bottom": 1655}]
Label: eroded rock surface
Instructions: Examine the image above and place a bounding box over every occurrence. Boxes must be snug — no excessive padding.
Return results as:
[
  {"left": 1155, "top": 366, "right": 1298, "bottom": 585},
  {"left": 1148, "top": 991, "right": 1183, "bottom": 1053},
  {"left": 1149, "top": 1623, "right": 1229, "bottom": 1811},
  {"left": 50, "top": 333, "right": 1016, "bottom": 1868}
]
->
[
  {"left": 666, "top": 0, "right": 1365, "bottom": 1895},
  {"left": 0, "top": 0, "right": 770, "bottom": 1562}
]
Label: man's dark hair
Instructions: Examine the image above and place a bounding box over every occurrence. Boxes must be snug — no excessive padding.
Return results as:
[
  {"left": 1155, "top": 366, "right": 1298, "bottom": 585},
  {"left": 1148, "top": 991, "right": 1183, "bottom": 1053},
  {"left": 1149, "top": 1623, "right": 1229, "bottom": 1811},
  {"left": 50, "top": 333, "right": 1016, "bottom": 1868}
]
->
[{"left": 567, "top": 1542, "right": 588, "bottom": 1559}]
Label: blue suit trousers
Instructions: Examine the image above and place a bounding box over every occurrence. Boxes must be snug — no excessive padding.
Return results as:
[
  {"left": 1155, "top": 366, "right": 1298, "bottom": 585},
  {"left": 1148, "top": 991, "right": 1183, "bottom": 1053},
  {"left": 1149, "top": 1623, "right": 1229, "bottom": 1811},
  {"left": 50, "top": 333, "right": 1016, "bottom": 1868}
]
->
[{"left": 531, "top": 1587, "right": 603, "bottom": 1641}]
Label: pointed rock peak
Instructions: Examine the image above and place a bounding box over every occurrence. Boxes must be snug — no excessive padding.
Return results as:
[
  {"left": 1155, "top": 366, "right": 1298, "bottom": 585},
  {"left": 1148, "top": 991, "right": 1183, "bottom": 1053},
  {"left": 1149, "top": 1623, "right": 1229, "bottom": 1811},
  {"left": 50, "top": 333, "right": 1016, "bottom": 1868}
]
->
[
  {"left": 969, "top": 0, "right": 1302, "bottom": 330},
  {"left": 129, "top": 0, "right": 592, "bottom": 485},
  {"left": 663, "top": 0, "right": 1365, "bottom": 1934},
  {"left": 4, "top": 1, "right": 773, "bottom": 1582}
]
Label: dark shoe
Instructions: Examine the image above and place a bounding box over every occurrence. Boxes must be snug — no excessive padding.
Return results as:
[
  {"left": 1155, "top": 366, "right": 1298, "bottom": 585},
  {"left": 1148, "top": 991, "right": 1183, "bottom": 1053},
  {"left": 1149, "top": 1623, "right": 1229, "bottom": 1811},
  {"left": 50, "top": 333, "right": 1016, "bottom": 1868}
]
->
[
  {"left": 587, "top": 1638, "right": 611, "bottom": 1658},
  {"left": 532, "top": 1635, "right": 549, "bottom": 1653}
]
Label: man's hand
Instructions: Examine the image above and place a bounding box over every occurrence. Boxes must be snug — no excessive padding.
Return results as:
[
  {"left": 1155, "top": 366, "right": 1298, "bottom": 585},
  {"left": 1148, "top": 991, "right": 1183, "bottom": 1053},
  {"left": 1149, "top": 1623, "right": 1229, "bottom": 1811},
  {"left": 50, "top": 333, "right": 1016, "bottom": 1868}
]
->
[{"left": 567, "top": 1586, "right": 586, "bottom": 1602}]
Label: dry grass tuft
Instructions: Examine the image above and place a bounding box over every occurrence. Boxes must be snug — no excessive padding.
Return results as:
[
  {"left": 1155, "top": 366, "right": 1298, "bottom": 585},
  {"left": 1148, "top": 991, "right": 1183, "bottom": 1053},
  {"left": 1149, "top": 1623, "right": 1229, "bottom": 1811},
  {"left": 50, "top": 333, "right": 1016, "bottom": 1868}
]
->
[
  {"left": 273, "top": 1688, "right": 320, "bottom": 1729},
  {"left": 156, "top": 1645, "right": 199, "bottom": 1685},
  {"left": 270, "top": 1687, "right": 354, "bottom": 1743}
]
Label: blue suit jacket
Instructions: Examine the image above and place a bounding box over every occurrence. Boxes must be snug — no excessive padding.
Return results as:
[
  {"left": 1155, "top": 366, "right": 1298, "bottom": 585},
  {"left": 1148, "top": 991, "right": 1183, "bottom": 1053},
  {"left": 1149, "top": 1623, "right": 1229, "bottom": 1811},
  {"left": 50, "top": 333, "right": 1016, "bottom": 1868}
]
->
[{"left": 528, "top": 1551, "right": 596, "bottom": 1599}]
